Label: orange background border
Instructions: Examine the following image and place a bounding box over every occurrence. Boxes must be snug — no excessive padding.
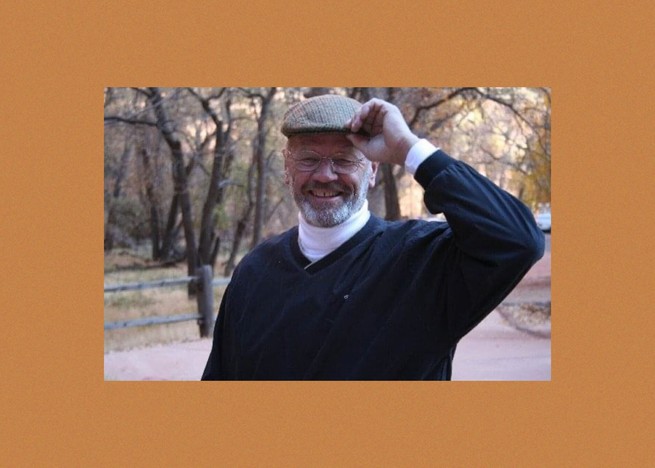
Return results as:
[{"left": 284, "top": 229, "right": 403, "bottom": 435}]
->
[{"left": 1, "top": 0, "right": 653, "bottom": 465}]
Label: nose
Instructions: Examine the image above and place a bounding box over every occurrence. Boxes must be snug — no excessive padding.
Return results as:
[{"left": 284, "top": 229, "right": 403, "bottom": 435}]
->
[{"left": 311, "top": 158, "right": 339, "bottom": 182}]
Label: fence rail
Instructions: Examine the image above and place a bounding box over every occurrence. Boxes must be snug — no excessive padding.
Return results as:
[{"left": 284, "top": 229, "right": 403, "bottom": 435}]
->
[
  {"left": 104, "top": 276, "right": 231, "bottom": 293},
  {"left": 103, "top": 276, "right": 196, "bottom": 293},
  {"left": 104, "top": 266, "right": 229, "bottom": 338},
  {"left": 104, "top": 313, "right": 202, "bottom": 330}
]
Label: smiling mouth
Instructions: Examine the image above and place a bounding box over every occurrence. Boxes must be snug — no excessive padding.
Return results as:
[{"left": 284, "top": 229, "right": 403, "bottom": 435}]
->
[{"left": 309, "top": 189, "right": 342, "bottom": 198}]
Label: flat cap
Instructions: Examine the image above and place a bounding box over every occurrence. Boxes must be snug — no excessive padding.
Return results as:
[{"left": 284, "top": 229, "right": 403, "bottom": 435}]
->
[{"left": 281, "top": 94, "right": 363, "bottom": 137}]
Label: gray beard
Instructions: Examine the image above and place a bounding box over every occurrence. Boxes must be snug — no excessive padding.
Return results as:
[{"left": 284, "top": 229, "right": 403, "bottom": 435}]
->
[{"left": 294, "top": 166, "right": 371, "bottom": 228}]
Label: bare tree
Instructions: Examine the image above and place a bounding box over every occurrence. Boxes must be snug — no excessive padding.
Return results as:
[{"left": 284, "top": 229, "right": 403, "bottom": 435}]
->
[
  {"left": 250, "top": 87, "right": 277, "bottom": 248},
  {"left": 224, "top": 159, "right": 256, "bottom": 276},
  {"left": 187, "top": 88, "right": 236, "bottom": 268},
  {"left": 104, "top": 137, "right": 133, "bottom": 251},
  {"left": 139, "top": 146, "right": 162, "bottom": 259},
  {"left": 145, "top": 87, "right": 199, "bottom": 278}
]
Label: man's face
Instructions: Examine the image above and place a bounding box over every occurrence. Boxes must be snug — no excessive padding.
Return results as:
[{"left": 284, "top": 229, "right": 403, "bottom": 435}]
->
[{"left": 284, "top": 133, "right": 378, "bottom": 227}]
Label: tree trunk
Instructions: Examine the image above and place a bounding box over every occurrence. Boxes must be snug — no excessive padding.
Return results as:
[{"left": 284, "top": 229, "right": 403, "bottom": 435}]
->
[
  {"left": 159, "top": 151, "right": 199, "bottom": 263},
  {"left": 104, "top": 141, "right": 131, "bottom": 251},
  {"left": 148, "top": 88, "right": 198, "bottom": 280},
  {"left": 140, "top": 149, "right": 162, "bottom": 259},
  {"left": 193, "top": 90, "right": 228, "bottom": 267},
  {"left": 187, "top": 88, "right": 238, "bottom": 271},
  {"left": 225, "top": 151, "right": 257, "bottom": 276},
  {"left": 160, "top": 194, "right": 179, "bottom": 261},
  {"left": 251, "top": 87, "right": 277, "bottom": 249},
  {"left": 224, "top": 205, "right": 253, "bottom": 276},
  {"left": 381, "top": 163, "right": 401, "bottom": 220},
  {"left": 198, "top": 134, "right": 226, "bottom": 267}
]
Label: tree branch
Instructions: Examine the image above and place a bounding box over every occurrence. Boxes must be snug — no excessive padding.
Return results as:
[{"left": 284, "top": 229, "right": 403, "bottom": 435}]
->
[
  {"left": 408, "top": 87, "right": 477, "bottom": 128},
  {"left": 104, "top": 116, "right": 157, "bottom": 126}
]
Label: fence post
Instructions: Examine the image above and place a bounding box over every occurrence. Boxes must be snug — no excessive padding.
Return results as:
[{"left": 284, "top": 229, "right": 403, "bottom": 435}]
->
[{"left": 196, "top": 265, "right": 214, "bottom": 338}]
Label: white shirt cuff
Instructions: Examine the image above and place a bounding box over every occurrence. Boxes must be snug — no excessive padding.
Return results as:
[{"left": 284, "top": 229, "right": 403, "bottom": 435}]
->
[{"left": 405, "top": 139, "right": 440, "bottom": 175}]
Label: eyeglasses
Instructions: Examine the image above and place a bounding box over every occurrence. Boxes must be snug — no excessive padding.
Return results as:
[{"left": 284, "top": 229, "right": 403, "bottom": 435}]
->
[{"left": 285, "top": 149, "right": 366, "bottom": 174}]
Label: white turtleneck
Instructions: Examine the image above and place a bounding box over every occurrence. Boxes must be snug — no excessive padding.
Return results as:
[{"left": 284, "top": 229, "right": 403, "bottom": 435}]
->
[{"left": 298, "top": 200, "right": 370, "bottom": 263}]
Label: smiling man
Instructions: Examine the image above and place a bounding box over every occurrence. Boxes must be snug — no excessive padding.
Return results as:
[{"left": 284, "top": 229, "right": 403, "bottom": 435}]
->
[
  {"left": 202, "top": 94, "right": 544, "bottom": 380},
  {"left": 284, "top": 133, "right": 376, "bottom": 229}
]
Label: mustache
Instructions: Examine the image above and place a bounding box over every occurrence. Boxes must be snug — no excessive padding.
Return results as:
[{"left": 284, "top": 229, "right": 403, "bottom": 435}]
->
[{"left": 303, "top": 181, "right": 352, "bottom": 194}]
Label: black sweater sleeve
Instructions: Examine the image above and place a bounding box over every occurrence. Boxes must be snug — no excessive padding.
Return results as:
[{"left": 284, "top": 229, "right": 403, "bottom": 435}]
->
[{"left": 415, "top": 150, "right": 545, "bottom": 339}]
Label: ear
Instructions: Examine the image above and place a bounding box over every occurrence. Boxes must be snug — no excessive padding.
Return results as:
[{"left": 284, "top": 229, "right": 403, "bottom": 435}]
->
[{"left": 368, "top": 162, "right": 379, "bottom": 189}]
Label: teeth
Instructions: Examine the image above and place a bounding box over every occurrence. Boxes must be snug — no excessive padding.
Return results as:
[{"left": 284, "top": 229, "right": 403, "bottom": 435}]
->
[{"left": 313, "top": 190, "right": 338, "bottom": 198}]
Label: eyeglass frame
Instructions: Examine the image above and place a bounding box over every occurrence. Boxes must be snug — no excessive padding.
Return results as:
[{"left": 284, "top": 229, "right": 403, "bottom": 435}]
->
[{"left": 283, "top": 148, "right": 368, "bottom": 174}]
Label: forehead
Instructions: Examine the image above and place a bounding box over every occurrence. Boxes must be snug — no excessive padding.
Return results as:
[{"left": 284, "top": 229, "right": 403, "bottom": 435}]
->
[{"left": 286, "top": 133, "right": 354, "bottom": 152}]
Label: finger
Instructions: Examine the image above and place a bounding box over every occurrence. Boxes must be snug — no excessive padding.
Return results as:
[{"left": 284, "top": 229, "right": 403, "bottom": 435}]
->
[
  {"left": 350, "top": 99, "right": 385, "bottom": 133},
  {"left": 345, "top": 133, "right": 369, "bottom": 152},
  {"left": 348, "top": 114, "right": 361, "bottom": 133},
  {"left": 349, "top": 105, "right": 370, "bottom": 133},
  {"left": 361, "top": 105, "right": 386, "bottom": 136}
]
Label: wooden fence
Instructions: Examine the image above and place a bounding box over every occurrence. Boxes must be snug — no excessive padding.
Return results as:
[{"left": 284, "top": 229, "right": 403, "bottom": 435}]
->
[{"left": 104, "top": 265, "right": 230, "bottom": 338}]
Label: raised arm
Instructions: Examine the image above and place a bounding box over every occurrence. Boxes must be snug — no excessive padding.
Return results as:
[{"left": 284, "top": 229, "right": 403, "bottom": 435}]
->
[{"left": 349, "top": 98, "right": 544, "bottom": 338}]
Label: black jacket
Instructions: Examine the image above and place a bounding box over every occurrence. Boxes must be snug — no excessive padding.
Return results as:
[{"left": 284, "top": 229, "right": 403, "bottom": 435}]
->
[{"left": 202, "top": 150, "right": 544, "bottom": 380}]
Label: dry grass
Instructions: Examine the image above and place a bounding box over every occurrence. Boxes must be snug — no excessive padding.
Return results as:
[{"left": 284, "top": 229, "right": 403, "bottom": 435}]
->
[{"left": 104, "top": 249, "right": 227, "bottom": 352}]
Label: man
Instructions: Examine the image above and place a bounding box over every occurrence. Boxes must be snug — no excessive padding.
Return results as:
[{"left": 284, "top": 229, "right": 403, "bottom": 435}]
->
[{"left": 202, "top": 94, "right": 544, "bottom": 380}]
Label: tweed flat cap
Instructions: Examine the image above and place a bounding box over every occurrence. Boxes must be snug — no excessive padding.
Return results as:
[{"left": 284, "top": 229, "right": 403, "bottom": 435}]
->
[{"left": 281, "top": 94, "right": 363, "bottom": 137}]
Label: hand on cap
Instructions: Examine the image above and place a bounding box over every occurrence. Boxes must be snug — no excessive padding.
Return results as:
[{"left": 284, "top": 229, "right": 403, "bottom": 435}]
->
[{"left": 346, "top": 98, "right": 419, "bottom": 166}]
